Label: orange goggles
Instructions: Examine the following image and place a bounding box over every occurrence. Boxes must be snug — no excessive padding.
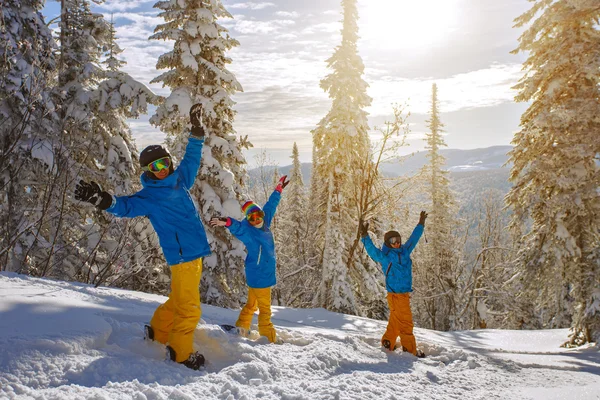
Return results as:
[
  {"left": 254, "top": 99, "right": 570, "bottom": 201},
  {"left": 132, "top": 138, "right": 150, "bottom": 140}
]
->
[
  {"left": 143, "top": 157, "right": 171, "bottom": 172},
  {"left": 247, "top": 211, "right": 264, "bottom": 223}
]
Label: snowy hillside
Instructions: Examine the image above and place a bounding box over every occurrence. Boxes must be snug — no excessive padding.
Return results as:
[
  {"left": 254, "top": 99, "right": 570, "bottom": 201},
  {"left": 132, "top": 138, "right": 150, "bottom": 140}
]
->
[{"left": 1, "top": 272, "right": 599, "bottom": 400}]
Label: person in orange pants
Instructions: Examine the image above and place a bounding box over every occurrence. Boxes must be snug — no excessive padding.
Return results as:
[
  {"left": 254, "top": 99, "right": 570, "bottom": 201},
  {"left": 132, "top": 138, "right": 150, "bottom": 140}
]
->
[
  {"left": 359, "top": 211, "right": 428, "bottom": 357},
  {"left": 210, "top": 176, "right": 289, "bottom": 343},
  {"left": 74, "top": 104, "right": 210, "bottom": 370}
]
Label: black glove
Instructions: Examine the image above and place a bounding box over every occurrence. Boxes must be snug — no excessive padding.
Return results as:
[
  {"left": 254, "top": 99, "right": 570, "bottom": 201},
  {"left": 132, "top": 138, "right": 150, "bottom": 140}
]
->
[
  {"left": 190, "top": 103, "right": 205, "bottom": 139},
  {"left": 419, "top": 211, "right": 428, "bottom": 226},
  {"left": 359, "top": 220, "right": 369, "bottom": 238},
  {"left": 74, "top": 180, "right": 113, "bottom": 210}
]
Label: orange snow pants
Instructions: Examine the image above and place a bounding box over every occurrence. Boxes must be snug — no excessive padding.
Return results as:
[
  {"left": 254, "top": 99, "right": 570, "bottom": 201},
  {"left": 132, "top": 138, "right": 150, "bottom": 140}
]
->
[
  {"left": 150, "top": 258, "right": 203, "bottom": 362},
  {"left": 235, "top": 287, "right": 277, "bottom": 343},
  {"left": 382, "top": 292, "right": 417, "bottom": 355}
]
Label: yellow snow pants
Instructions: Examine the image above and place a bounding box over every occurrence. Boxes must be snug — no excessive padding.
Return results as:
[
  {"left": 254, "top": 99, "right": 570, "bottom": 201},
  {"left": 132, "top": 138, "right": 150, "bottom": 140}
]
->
[
  {"left": 235, "top": 287, "right": 277, "bottom": 343},
  {"left": 150, "top": 258, "right": 203, "bottom": 362},
  {"left": 382, "top": 292, "right": 417, "bottom": 355}
]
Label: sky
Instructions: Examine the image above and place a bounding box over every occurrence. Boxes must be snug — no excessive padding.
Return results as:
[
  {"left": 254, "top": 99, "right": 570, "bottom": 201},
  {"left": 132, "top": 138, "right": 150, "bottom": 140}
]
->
[
  {"left": 42, "top": 0, "right": 531, "bottom": 167},
  {"left": 2, "top": 272, "right": 600, "bottom": 399}
]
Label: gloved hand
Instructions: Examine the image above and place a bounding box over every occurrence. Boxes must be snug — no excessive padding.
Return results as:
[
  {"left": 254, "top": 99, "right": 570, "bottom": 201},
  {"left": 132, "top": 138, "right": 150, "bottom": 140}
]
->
[
  {"left": 275, "top": 175, "right": 290, "bottom": 193},
  {"left": 419, "top": 211, "right": 428, "bottom": 226},
  {"left": 359, "top": 220, "right": 369, "bottom": 238},
  {"left": 190, "top": 103, "right": 205, "bottom": 139},
  {"left": 209, "top": 217, "right": 230, "bottom": 227},
  {"left": 74, "top": 180, "right": 113, "bottom": 210}
]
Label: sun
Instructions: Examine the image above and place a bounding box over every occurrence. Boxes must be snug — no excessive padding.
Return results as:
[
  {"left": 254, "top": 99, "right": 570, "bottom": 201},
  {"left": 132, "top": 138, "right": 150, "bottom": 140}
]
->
[{"left": 359, "top": 0, "right": 460, "bottom": 50}]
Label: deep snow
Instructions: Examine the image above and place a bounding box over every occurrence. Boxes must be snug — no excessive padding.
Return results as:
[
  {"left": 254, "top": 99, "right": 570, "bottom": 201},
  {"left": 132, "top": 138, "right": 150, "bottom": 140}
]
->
[{"left": 1, "top": 272, "right": 599, "bottom": 400}]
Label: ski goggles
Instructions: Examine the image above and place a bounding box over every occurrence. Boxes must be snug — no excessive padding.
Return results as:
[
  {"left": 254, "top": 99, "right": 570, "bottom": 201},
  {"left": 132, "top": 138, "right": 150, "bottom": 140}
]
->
[
  {"left": 143, "top": 157, "right": 171, "bottom": 173},
  {"left": 388, "top": 237, "right": 401, "bottom": 245},
  {"left": 247, "top": 211, "right": 265, "bottom": 223}
]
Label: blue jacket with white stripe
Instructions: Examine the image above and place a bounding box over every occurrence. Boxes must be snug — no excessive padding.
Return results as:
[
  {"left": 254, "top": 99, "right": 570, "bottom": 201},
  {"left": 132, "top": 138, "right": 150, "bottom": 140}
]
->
[{"left": 226, "top": 191, "right": 281, "bottom": 288}]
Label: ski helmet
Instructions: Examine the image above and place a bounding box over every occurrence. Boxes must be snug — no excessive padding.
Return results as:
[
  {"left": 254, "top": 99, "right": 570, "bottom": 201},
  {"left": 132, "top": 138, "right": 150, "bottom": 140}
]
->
[
  {"left": 384, "top": 230, "right": 401, "bottom": 247},
  {"left": 139, "top": 145, "right": 171, "bottom": 169}
]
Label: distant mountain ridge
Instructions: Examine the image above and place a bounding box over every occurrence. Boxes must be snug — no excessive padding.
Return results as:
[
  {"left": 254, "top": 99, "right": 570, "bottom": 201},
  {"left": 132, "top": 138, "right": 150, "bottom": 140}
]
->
[{"left": 248, "top": 146, "right": 513, "bottom": 184}]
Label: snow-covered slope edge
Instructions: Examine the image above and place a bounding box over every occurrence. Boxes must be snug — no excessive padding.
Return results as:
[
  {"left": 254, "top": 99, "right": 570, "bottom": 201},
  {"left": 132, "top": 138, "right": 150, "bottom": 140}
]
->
[{"left": 1, "top": 272, "right": 599, "bottom": 400}]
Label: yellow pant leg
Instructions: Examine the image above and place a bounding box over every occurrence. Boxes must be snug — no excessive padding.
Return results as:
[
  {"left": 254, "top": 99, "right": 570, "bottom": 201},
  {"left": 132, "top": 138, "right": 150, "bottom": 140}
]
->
[
  {"left": 167, "top": 258, "right": 203, "bottom": 363},
  {"left": 255, "top": 287, "right": 276, "bottom": 343},
  {"left": 236, "top": 288, "right": 258, "bottom": 331},
  {"left": 150, "top": 296, "right": 175, "bottom": 345},
  {"left": 396, "top": 293, "right": 417, "bottom": 355},
  {"left": 381, "top": 292, "right": 401, "bottom": 349}
]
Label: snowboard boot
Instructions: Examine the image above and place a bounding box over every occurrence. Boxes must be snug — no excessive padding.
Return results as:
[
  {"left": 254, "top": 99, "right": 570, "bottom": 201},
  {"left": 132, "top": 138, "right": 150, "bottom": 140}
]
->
[
  {"left": 144, "top": 325, "right": 154, "bottom": 341},
  {"left": 382, "top": 340, "right": 397, "bottom": 351},
  {"left": 401, "top": 346, "right": 425, "bottom": 358},
  {"left": 166, "top": 345, "right": 205, "bottom": 370}
]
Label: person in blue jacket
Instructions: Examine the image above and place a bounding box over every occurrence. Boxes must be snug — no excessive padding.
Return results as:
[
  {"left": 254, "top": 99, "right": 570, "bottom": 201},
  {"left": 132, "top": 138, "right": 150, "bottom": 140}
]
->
[
  {"left": 74, "top": 104, "right": 209, "bottom": 370},
  {"left": 360, "top": 211, "right": 427, "bottom": 357},
  {"left": 209, "top": 175, "right": 289, "bottom": 343}
]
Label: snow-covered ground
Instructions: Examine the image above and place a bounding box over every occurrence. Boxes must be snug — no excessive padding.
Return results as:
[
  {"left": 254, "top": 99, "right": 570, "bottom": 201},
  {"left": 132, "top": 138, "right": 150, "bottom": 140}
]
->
[{"left": 1, "top": 272, "right": 599, "bottom": 400}]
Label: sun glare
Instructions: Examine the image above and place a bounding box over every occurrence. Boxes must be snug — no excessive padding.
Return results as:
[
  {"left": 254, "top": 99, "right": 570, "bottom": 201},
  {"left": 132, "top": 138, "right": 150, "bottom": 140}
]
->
[{"left": 360, "top": 0, "right": 460, "bottom": 50}]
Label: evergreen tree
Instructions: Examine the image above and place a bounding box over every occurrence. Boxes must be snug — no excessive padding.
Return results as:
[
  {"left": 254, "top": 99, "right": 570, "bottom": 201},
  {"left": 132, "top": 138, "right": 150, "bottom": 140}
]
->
[
  {"left": 150, "top": 0, "right": 249, "bottom": 307},
  {"left": 90, "top": 14, "right": 165, "bottom": 291},
  {"left": 0, "top": 0, "right": 58, "bottom": 273},
  {"left": 413, "top": 83, "right": 460, "bottom": 331},
  {"left": 310, "top": 0, "right": 379, "bottom": 315},
  {"left": 273, "top": 143, "right": 315, "bottom": 307},
  {"left": 508, "top": 0, "right": 600, "bottom": 344}
]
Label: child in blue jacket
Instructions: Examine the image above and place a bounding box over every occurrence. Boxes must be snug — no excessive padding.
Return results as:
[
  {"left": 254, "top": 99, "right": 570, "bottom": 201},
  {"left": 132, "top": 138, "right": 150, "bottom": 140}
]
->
[
  {"left": 209, "top": 175, "right": 289, "bottom": 343},
  {"left": 360, "top": 211, "right": 427, "bottom": 357},
  {"left": 74, "top": 104, "right": 209, "bottom": 370}
]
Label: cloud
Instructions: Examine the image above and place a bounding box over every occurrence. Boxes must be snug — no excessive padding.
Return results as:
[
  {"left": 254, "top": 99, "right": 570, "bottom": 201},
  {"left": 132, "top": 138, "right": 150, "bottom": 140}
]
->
[
  {"left": 275, "top": 11, "right": 299, "bottom": 18},
  {"left": 230, "top": 19, "right": 295, "bottom": 35},
  {"left": 227, "top": 2, "right": 276, "bottom": 10},
  {"left": 367, "top": 63, "right": 523, "bottom": 116},
  {"left": 98, "top": 0, "right": 156, "bottom": 12}
]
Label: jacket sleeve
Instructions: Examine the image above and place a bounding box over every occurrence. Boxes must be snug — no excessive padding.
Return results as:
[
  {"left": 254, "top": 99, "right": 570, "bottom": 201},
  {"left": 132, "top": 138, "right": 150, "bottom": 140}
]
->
[
  {"left": 106, "top": 192, "right": 150, "bottom": 218},
  {"left": 263, "top": 190, "right": 281, "bottom": 228},
  {"left": 361, "top": 235, "right": 385, "bottom": 266},
  {"left": 176, "top": 136, "right": 204, "bottom": 188},
  {"left": 404, "top": 224, "right": 424, "bottom": 254},
  {"left": 226, "top": 218, "right": 249, "bottom": 242}
]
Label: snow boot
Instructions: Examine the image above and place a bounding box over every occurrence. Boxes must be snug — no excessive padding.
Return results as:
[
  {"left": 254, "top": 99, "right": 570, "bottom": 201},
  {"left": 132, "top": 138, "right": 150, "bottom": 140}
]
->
[
  {"left": 144, "top": 325, "right": 154, "bottom": 341},
  {"left": 166, "top": 345, "right": 205, "bottom": 370},
  {"left": 221, "top": 324, "right": 249, "bottom": 338},
  {"left": 382, "top": 340, "right": 397, "bottom": 351},
  {"left": 401, "top": 346, "right": 425, "bottom": 358}
]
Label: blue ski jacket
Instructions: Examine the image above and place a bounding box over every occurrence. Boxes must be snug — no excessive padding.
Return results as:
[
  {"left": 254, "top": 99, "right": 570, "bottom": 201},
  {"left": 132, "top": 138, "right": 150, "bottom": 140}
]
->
[
  {"left": 361, "top": 224, "right": 424, "bottom": 293},
  {"left": 226, "top": 191, "right": 281, "bottom": 289},
  {"left": 106, "top": 137, "right": 211, "bottom": 266}
]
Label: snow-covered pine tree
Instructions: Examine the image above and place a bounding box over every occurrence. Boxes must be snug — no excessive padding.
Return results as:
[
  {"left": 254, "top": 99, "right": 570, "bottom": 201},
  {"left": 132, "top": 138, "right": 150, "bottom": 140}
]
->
[
  {"left": 508, "top": 0, "right": 600, "bottom": 344},
  {"left": 310, "top": 0, "right": 380, "bottom": 315},
  {"left": 273, "top": 143, "right": 316, "bottom": 307},
  {"left": 413, "top": 83, "right": 460, "bottom": 331},
  {"left": 89, "top": 14, "right": 166, "bottom": 291},
  {"left": 149, "top": 0, "right": 249, "bottom": 307},
  {"left": 0, "top": 0, "right": 58, "bottom": 273}
]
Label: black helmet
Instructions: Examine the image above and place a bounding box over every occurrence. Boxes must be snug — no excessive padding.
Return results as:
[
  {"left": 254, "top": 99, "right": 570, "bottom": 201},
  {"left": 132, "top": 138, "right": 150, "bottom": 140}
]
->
[
  {"left": 384, "top": 230, "right": 401, "bottom": 247},
  {"left": 140, "top": 145, "right": 170, "bottom": 168}
]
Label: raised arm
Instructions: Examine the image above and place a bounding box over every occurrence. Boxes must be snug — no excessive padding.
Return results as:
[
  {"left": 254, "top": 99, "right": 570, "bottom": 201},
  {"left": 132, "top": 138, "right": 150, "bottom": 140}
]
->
[
  {"left": 404, "top": 212, "right": 427, "bottom": 254},
  {"left": 359, "top": 220, "right": 385, "bottom": 265},
  {"left": 177, "top": 104, "right": 206, "bottom": 188},
  {"left": 263, "top": 175, "right": 289, "bottom": 227}
]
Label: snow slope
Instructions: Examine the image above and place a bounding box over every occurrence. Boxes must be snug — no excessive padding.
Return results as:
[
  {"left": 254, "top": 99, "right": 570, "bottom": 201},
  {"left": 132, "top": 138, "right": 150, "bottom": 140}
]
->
[{"left": 1, "top": 272, "right": 599, "bottom": 400}]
